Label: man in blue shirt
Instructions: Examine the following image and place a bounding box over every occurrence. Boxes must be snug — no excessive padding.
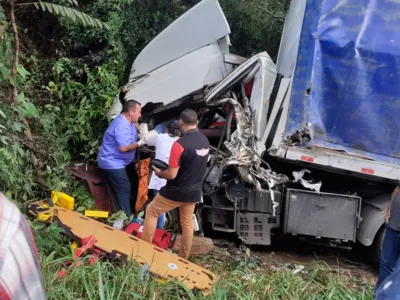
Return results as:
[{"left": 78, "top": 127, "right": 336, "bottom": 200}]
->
[{"left": 98, "top": 100, "right": 145, "bottom": 217}]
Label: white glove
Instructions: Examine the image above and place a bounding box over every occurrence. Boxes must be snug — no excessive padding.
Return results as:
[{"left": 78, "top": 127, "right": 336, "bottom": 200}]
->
[
  {"left": 137, "top": 139, "right": 146, "bottom": 147},
  {"left": 145, "top": 130, "right": 159, "bottom": 147},
  {"left": 139, "top": 123, "right": 149, "bottom": 136}
]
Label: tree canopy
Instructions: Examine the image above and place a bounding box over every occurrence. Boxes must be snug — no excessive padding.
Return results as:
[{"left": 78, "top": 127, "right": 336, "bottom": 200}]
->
[{"left": 0, "top": 0, "right": 287, "bottom": 203}]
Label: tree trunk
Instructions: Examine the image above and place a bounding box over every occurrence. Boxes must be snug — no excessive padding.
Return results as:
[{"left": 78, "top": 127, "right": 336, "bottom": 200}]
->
[
  {"left": 10, "top": 2, "right": 42, "bottom": 181},
  {"left": 10, "top": 3, "right": 19, "bottom": 104}
]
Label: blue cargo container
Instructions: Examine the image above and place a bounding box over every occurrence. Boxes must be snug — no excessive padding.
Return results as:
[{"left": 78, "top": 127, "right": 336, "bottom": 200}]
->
[{"left": 272, "top": 0, "right": 400, "bottom": 181}]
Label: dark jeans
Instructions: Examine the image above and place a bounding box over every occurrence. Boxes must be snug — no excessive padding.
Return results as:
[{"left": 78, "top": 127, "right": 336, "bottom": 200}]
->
[
  {"left": 377, "top": 225, "right": 400, "bottom": 288},
  {"left": 376, "top": 260, "right": 400, "bottom": 299},
  {"left": 102, "top": 164, "right": 135, "bottom": 217}
]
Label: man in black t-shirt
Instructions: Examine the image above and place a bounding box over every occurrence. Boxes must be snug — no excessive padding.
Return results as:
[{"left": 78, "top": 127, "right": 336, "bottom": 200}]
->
[{"left": 142, "top": 109, "right": 210, "bottom": 259}]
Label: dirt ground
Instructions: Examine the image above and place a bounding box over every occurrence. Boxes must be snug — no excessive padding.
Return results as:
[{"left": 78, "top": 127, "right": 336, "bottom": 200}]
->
[
  {"left": 257, "top": 246, "right": 376, "bottom": 285},
  {"left": 211, "top": 237, "right": 377, "bottom": 286}
]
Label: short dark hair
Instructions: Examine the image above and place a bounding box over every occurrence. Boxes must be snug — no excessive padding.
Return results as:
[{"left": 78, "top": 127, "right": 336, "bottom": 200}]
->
[
  {"left": 122, "top": 100, "right": 140, "bottom": 113},
  {"left": 180, "top": 109, "right": 197, "bottom": 125}
]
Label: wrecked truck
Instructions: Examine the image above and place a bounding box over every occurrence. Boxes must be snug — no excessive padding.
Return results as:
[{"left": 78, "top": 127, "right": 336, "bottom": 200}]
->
[{"left": 109, "top": 0, "right": 400, "bottom": 265}]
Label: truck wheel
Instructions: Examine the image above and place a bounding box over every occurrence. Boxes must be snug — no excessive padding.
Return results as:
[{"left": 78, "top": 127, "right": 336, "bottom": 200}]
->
[
  {"left": 165, "top": 207, "right": 204, "bottom": 236},
  {"left": 370, "top": 225, "right": 385, "bottom": 267},
  {"left": 166, "top": 208, "right": 180, "bottom": 230}
]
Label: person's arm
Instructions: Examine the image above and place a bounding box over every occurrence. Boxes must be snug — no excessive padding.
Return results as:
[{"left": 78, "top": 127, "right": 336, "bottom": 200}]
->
[
  {"left": 115, "top": 125, "right": 145, "bottom": 153},
  {"left": 153, "top": 141, "right": 184, "bottom": 180},
  {"left": 386, "top": 185, "right": 399, "bottom": 224},
  {"left": 138, "top": 123, "right": 159, "bottom": 147},
  {"left": 153, "top": 165, "right": 179, "bottom": 180},
  {"left": 119, "top": 142, "right": 143, "bottom": 152}
]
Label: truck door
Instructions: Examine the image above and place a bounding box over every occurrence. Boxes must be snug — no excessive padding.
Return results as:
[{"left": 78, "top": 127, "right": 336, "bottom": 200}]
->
[{"left": 108, "top": 0, "right": 233, "bottom": 118}]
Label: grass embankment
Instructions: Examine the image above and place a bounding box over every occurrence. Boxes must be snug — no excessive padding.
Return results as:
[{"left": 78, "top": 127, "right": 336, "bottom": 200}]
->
[{"left": 35, "top": 225, "right": 374, "bottom": 300}]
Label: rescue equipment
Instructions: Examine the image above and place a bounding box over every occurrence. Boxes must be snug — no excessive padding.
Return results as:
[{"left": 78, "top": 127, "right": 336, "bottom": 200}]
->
[
  {"left": 124, "top": 222, "right": 176, "bottom": 250},
  {"left": 28, "top": 201, "right": 216, "bottom": 295},
  {"left": 135, "top": 158, "right": 151, "bottom": 212}
]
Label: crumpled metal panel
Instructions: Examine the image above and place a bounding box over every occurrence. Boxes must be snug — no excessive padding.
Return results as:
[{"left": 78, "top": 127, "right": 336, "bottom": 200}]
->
[
  {"left": 285, "top": 0, "right": 400, "bottom": 165},
  {"left": 276, "top": 0, "right": 307, "bottom": 77},
  {"left": 67, "top": 163, "right": 113, "bottom": 212},
  {"left": 125, "top": 43, "right": 228, "bottom": 108},
  {"left": 129, "top": 0, "right": 230, "bottom": 79},
  {"left": 292, "top": 169, "right": 322, "bottom": 193},
  {"left": 205, "top": 52, "right": 277, "bottom": 141}
]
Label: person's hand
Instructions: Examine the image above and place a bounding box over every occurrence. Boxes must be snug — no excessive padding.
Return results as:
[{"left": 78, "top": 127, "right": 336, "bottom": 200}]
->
[
  {"left": 152, "top": 165, "right": 161, "bottom": 176},
  {"left": 137, "top": 139, "right": 146, "bottom": 147},
  {"left": 385, "top": 209, "right": 391, "bottom": 224}
]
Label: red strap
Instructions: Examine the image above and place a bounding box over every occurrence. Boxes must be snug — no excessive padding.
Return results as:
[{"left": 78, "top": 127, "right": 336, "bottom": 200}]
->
[
  {"left": 74, "top": 235, "right": 97, "bottom": 259},
  {"left": 57, "top": 235, "right": 98, "bottom": 279}
]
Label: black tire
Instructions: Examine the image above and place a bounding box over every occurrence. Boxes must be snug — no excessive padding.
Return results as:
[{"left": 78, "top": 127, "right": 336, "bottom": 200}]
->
[
  {"left": 370, "top": 225, "right": 385, "bottom": 267},
  {"left": 165, "top": 206, "right": 204, "bottom": 236},
  {"left": 166, "top": 208, "right": 180, "bottom": 231}
]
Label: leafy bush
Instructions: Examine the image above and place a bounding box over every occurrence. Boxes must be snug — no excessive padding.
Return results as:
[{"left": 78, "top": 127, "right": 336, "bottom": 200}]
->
[{"left": 0, "top": 0, "right": 288, "bottom": 205}]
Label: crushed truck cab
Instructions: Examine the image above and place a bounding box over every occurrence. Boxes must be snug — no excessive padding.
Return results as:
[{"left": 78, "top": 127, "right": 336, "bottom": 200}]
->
[{"left": 111, "top": 0, "right": 400, "bottom": 265}]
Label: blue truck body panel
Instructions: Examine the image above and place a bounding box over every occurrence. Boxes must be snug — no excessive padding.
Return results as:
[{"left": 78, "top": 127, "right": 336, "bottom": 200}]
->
[{"left": 285, "top": 0, "right": 400, "bottom": 165}]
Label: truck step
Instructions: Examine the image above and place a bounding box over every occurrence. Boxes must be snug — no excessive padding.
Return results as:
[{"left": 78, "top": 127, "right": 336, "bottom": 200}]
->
[
  {"left": 203, "top": 205, "right": 235, "bottom": 211},
  {"left": 212, "top": 225, "right": 236, "bottom": 233}
]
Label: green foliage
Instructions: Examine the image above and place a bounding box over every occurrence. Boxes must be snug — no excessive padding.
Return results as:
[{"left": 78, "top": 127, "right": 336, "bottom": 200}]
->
[
  {"left": 219, "top": 0, "right": 287, "bottom": 59},
  {"left": 72, "top": 182, "right": 95, "bottom": 212},
  {"left": 32, "top": 2, "right": 108, "bottom": 29},
  {"left": 1, "top": 0, "right": 288, "bottom": 206},
  {"left": 107, "top": 210, "right": 130, "bottom": 224},
  {"left": 0, "top": 1, "right": 111, "bottom": 203},
  {"left": 0, "top": 10, "right": 12, "bottom": 83},
  {"left": 31, "top": 222, "right": 71, "bottom": 257},
  {"left": 0, "top": 9, "right": 36, "bottom": 200},
  {"left": 37, "top": 241, "right": 374, "bottom": 299},
  {"left": 42, "top": 59, "right": 117, "bottom": 160}
]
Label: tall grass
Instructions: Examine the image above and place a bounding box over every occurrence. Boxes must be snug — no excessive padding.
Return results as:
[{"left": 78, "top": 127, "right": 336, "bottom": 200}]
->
[
  {"left": 40, "top": 251, "right": 374, "bottom": 300},
  {"left": 34, "top": 221, "right": 374, "bottom": 299}
]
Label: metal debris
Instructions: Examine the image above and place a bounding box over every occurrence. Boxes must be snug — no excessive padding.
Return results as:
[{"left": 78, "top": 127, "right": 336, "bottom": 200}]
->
[
  {"left": 270, "top": 263, "right": 306, "bottom": 275},
  {"left": 211, "top": 240, "right": 262, "bottom": 268},
  {"left": 206, "top": 96, "right": 291, "bottom": 215},
  {"left": 271, "top": 263, "right": 306, "bottom": 275},
  {"left": 292, "top": 169, "right": 322, "bottom": 193},
  {"left": 204, "top": 64, "right": 319, "bottom": 216}
]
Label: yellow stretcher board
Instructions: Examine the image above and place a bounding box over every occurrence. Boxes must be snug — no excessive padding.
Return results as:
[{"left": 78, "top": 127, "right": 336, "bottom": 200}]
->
[{"left": 29, "top": 201, "right": 216, "bottom": 295}]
